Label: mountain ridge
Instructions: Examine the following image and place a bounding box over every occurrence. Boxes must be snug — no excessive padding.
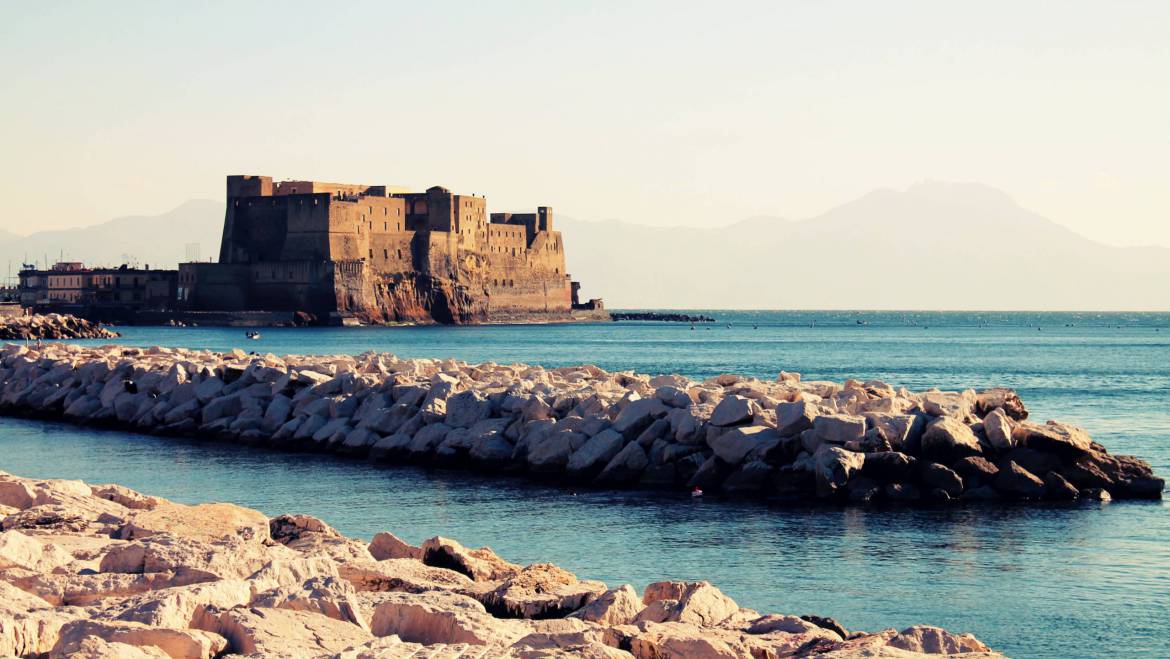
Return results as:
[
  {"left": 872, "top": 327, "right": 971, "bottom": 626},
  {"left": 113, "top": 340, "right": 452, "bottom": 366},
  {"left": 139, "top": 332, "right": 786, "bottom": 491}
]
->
[{"left": 1, "top": 185, "right": 1166, "bottom": 310}]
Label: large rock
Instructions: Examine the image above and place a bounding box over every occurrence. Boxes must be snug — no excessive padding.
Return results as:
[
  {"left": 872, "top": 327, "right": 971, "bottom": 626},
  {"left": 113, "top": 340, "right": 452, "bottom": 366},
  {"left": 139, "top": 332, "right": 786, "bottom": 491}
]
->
[
  {"left": 420, "top": 536, "right": 521, "bottom": 581},
  {"left": 921, "top": 390, "right": 975, "bottom": 419},
  {"left": 982, "top": 408, "right": 1015, "bottom": 451},
  {"left": 198, "top": 607, "right": 373, "bottom": 656},
  {"left": 709, "top": 395, "right": 757, "bottom": 427},
  {"left": 596, "top": 442, "right": 649, "bottom": 484},
  {"left": 103, "top": 580, "right": 252, "bottom": 629},
  {"left": 993, "top": 461, "right": 1046, "bottom": 499},
  {"left": 251, "top": 575, "right": 367, "bottom": 630},
  {"left": 775, "top": 401, "right": 817, "bottom": 437},
  {"left": 656, "top": 581, "right": 739, "bottom": 627},
  {"left": 974, "top": 387, "right": 1028, "bottom": 421},
  {"left": 920, "top": 417, "right": 982, "bottom": 460},
  {"left": 919, "top": 463, "right": 964, "bottom": 498},
  {"left": 368, "top": 532, "right": 421, "bottom": 561},
  {"left": 567, "top": 584, "right": 643, "bottom": 625},
  {"left": 477, "top": 563, "right": 606, "bottom": 619},
  {"left": 116, "top": 502, "right": 270, "bottom": 544},
  {"left": 0, "top": 530, "right": 73, "bottom": 572},
  {"left": 338, "top": 557, "right": 474, "bottom": 594},
  {"left": 708, "top": 426, "right": 778, "bottom": 466},
  {"left": 1013, "top": 421, "right": 1093, "bottom": 454},
  {"left": 612, "top": 398, "right": 669, "bottom": 438},
  {"left": 53, "top": 619, "right": 227, "bottom": 659},
  {"left": 812, "top": 446, "right": 865, "bottom": 498},
  {"left": 887, "top": 624, "right": 994, "bottom": 654},
  {"left": 566, "top": 430, "right": 626, "bottom": 479},
  {"left": 860, "top": 451, "right": 916, "bottom": 482},
  {"left": 445, "top": 390, "right": 493, "bottom": 428},
  {"left": 369, "top": 590, "right": 522, "bottom": 646},
  {"left": 813, "top": 414, "right": 866, "bottom": 445}
]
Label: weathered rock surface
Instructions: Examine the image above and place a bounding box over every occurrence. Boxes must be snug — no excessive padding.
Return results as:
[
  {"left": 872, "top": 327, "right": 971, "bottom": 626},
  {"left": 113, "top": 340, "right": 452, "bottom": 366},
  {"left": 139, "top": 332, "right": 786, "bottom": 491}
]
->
[
  {"left": 0, "top": 341, "right": 1160, "bottom": 511},
  {"left": 0, "top": 470, "right": 1001, "bottom": 658}
]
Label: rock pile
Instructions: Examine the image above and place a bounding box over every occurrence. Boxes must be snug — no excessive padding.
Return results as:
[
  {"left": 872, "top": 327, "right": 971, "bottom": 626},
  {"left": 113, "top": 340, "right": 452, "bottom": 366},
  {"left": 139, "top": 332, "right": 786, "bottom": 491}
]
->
[
  {"left": 0, "top": 342, "right": 1162, "bottom": 504},
  {"left": 0, "top": 470, "right": 1001, "bottom": 658},
  {"left": 0, "top": 314, "right": 119, "bottom": 341}
]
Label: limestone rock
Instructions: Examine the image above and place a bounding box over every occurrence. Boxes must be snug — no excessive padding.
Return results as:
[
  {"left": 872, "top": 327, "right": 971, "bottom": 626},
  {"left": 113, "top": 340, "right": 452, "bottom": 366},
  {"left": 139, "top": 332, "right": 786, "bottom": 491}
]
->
[
  {"left": 813, "top": 446, "right": 866, "bottom": 498},
  {"left": 710, "top": 395, "right": 757, "bottom": 427},
  {"left": 251, "top": 575, "right": 368, "bottom": 630},
  {"left": 421, "top": 536, "right": 521, "bottom": 581},
  {"left": 887, "top": 624, "right": 994, "bottom": 654},
  {"left": 117, "top": 502, "right": 270, "bottom": 544},
  {"left": 0, "top": 530, "right": 73, "bottom": 572},
  {"left": 339, "top": 557, "right": 474, "bottom": 594},
  {"left": 920, "top": 417, "right": 982, "bottom": 460},
  {"left": 56, "top": 635, "right": 169, "bottom": 659},
  {"left": 1013, "top": 421, "right": 1093, "bottom": 454},
  {"left": 369, "top": 532, "right": 422, "bottom": 561},
  {"left": 813, "top": 414, "right": 867, "bottom": 445},
  {"left": 478, "top": 563, "right": 606, "bottom": 619},
  {"left": 369, "top": 590, "right": 522, "bottom": 646},
  {"left": 567, "top": 584, "right": 643, "bottom": 625},
  {"left": 53, "top": 619, "right": 227, "bottom": 659},
  {"left": 596, "top": 442, "right": 649, "bottom": 484},
  {"left": 566, "top": 430, "right": 626, "bottom": 479},
  {"left": 199, "top": 606, "right": 373, "bottom": 656},
  {"left": 708, "top": 426, "right": 778, "bottom": 466},
  {"left": 982, "top": 408, "right": 1015, "bottom": 451},
  {"left": 993, "top": 461, "right": 1046, "bottom": 499},
  {"left": 775, "top": 400, "right": 818, "bottom": 437}
]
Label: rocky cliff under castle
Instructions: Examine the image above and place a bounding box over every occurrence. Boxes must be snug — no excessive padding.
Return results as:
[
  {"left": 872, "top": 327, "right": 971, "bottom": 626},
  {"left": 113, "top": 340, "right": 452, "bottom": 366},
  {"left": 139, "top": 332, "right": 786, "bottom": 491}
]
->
[{"left": 177, "top": 176, "right": 604, "bottom": 325}]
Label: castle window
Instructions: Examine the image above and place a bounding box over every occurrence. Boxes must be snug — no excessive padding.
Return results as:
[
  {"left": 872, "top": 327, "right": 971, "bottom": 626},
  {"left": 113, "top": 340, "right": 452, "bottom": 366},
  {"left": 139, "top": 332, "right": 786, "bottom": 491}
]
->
[
  {"left": 369, "top": 249, "right": 373, "bottom": 259},
  {"left": 384, "top": 222, "right": 388, "bottom": 231},
  {"left": 383, "top": 249, "right": 388, "bottom": 259},
  {"left": 397, "top": 249, "right": 402, "bottom": 259}
]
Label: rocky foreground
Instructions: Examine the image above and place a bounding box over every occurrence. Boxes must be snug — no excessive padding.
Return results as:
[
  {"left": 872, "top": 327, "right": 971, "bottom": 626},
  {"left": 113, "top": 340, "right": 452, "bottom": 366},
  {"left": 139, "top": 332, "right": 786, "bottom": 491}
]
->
[
  {"left": 0, "top": 315, "right": 119, "bottom": 341},
  {"left": 0, "top": 342, "right": 1162, "bottom": 504},
  {"left": 0, "top": 470, "right": 1001, "bottom": 658}
]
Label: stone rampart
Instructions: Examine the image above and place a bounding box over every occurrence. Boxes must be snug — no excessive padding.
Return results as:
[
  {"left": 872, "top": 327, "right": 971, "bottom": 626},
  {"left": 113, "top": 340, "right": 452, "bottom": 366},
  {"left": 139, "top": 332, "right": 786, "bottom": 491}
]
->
[{"left": 0, "top": 343, "right": 1161, "bottom": 504}]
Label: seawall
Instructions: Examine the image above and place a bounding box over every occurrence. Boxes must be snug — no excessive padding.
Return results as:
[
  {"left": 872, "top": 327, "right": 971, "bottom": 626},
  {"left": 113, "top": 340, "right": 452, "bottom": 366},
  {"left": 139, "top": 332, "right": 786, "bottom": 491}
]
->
[
  {"left": 0, "top": 342, "right": 1162, "bottom": 504},
  {"left": 0, "top": 470, "right": 1001, "bottom": 657}
]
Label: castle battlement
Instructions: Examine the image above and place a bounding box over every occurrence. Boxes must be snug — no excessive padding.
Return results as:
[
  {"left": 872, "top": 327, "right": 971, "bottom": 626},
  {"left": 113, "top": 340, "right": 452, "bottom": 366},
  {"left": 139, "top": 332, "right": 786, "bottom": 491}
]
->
[{"left": 180, "top": 174, "right": 596, "bottom": 324}]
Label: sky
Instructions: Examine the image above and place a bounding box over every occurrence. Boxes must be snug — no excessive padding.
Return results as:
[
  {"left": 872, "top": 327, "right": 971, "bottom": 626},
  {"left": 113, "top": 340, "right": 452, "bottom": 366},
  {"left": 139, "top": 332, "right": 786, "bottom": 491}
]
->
[{"left": 1, "top": 1, "right": 1168, "bottom": 247}]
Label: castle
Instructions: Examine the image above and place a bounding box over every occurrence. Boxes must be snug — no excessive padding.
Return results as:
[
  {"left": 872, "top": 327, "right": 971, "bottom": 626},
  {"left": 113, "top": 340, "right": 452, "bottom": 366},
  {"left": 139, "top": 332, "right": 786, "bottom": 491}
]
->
[{"left": 178, "top": 175, "right": 602, "bottom": 324}]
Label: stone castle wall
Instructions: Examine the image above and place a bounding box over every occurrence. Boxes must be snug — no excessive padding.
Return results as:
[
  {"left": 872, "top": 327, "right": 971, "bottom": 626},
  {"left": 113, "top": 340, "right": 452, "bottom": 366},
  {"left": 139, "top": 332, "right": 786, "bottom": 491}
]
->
[{"left": 188, "top": 175, "right": 588, "bottom": 324}]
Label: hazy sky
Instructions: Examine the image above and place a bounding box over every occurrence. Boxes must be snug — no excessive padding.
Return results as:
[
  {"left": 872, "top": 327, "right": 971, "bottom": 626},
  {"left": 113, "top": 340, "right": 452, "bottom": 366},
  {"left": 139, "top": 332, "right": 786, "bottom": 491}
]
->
[{"left": 2, "top": 1, "right": 1167, "bottom": 246}]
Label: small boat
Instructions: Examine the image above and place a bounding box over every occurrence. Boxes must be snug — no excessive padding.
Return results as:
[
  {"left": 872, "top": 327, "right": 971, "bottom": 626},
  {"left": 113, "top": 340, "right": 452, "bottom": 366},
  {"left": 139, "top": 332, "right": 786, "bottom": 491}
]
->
[
  {"left": 691, "top": 487, "right": 703, "bottom": 498},
  {"left": 245, "top": 330, "right": 261, "bottom": 340}
]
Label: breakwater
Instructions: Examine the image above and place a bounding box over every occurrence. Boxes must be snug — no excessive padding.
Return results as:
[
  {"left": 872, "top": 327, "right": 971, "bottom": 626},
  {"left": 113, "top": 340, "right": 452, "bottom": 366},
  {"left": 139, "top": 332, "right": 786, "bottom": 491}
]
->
[
  {"left": 0, "top": 314, "right": 119, "bottom": 341},
  {"left": 611, "top": 312, "right": 715, "bottom": 323},
  {"left": 0, "top": 342, "right": 1161, "bottom": 504},
  {"left": 0, "top": 470, "right": 999, "bottom": 657}
]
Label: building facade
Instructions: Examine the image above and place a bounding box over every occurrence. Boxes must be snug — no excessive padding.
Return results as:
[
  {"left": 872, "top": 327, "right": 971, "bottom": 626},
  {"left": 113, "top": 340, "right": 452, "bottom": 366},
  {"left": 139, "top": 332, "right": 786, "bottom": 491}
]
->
[
  {"left": 179, "top": 175, "right": 600, "bottom": 324},
  {"left": 18, "top": 263, "right": 178, "bottom": 318}
]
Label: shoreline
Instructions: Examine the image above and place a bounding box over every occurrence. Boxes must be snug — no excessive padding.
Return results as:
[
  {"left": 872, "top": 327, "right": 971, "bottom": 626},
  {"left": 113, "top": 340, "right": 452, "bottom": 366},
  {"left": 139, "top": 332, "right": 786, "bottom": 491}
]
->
[
  {"left": 0, "top": 342, "right": 1161, "bottom": 507},
  {"left": 0, "top": 469, "right": 1001, "bottom": 657}
]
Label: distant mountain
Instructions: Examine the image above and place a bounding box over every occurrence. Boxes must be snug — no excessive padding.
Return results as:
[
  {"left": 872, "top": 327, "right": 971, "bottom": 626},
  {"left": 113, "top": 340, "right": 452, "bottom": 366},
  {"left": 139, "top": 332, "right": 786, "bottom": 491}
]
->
[
  {"left": 562, "top": 182, "right": 1170, "bottom": 310},
  {"left": 3, "top": 185, "right": 1166, "bottom": 310},
  {"left": 0, "top": 200, "right": 222, "bottom": 275}
]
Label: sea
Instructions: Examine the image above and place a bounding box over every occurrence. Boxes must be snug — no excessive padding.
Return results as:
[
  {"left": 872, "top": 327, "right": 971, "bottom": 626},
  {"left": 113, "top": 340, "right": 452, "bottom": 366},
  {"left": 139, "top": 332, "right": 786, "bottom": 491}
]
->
[{"left": 2, "top": 310, "right": 1167, "bottom": 658}]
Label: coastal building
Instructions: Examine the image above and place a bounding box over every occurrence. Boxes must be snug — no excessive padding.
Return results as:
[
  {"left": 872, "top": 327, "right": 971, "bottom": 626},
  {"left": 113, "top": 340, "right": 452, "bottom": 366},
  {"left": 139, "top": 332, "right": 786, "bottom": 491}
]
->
[
  {"left": 18, "top": 262, "right": 178, "bottom": 319},
  {"left": 179, "top": 175, "right": 603, "bottom": 324}
]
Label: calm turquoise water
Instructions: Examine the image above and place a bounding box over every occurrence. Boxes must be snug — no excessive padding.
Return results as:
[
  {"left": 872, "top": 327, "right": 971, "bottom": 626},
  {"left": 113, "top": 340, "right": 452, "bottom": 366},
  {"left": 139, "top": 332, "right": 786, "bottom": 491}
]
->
[{"left": 3, "top": 311, "right": 1168, "bottom": 658}]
